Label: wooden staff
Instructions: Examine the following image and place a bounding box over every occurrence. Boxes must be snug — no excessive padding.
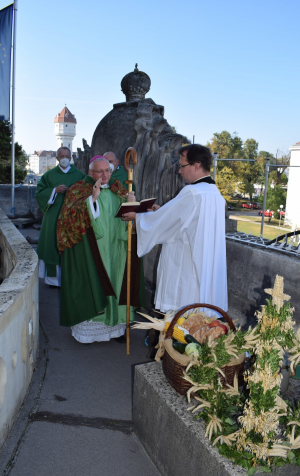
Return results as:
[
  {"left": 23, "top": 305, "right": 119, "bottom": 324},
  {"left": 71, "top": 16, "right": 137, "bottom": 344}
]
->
[{"left": 124, "top": 147, "right": 137, "bottom": 355}]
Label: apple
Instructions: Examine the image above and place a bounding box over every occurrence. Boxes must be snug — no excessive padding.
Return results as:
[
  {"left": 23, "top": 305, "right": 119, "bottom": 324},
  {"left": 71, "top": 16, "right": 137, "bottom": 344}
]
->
[
  {"left": 209, "top": 320, "right": 220, "bottom": 328},
  {"left": 217, "top": 324, "right": 228, "bottom": 335},
  {"left": 208, "top": 320, "right": 228, "bottom": 335}
]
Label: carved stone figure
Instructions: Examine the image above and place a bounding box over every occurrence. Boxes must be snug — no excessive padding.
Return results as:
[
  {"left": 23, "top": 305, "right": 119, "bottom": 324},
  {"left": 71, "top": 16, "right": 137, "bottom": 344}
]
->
[{"left": 77, "top": 138, "right": 92, "bottom": 175}]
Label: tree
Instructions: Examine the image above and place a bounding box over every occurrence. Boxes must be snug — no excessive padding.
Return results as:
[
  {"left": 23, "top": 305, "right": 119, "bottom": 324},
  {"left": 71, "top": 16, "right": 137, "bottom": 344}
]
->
[
  {"left": 0, "top": 120, "right": 12, "bottom": 160},
  {"left": 0, "top": 120, "right": 28, "bottom": 183},
  {"left": 207, "top": 130, "right": 289, "bottom": 204},
  {"left": 259, "top": 184, "right": 286, "bottom": 218},
  {"left": 208, "top": 131, "right": 243, "bottom": 160},
  {"left": 235, "top": 139, "right": 261, "bottom": 201},
  {"left": 0, "top": 163, "right": 27, "bottom": 184},
  {"left": 255, "top": 151, "right": 274, "bottom": 191},
  {"left": 215, "top": 166, "right": 236, "bottom": 202},
  {"left": 269, "top": 153, "right": 290, "bottom": 186}
]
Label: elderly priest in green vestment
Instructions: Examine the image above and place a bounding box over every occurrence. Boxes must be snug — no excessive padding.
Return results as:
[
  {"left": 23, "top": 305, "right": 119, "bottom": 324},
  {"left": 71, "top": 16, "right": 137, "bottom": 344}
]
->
[
  {"left": 57, "top": 156, "right": 145, "bottom": 344},
  {"left": 35, "top": 147, "right": 84, "bottom": 287}
]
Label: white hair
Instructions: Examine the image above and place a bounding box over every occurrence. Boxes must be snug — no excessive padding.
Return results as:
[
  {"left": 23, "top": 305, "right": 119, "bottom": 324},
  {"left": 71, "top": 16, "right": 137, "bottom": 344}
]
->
[{"left": 89, "top": 157, "right": 109, "bottom": 170}]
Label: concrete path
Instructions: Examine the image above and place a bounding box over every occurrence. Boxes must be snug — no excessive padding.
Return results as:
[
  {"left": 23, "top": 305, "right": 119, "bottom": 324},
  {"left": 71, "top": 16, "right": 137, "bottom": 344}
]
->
[{"left": 0, "top": 226, "right": 160, "bottom": 476}]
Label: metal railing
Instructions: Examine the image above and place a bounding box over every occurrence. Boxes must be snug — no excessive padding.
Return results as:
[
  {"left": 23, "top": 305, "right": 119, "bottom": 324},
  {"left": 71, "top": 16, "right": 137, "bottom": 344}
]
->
[{"left": 226, "top": 229, "right": 300, "bottom": 257}]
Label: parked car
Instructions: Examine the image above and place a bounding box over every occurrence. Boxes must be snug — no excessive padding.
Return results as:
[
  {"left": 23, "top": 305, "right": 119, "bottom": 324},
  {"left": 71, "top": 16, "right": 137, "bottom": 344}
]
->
[
  {"left": 242, "top": 203, "right": 253, "bottom": 209},
  {"left": 258, "top": 210, "right": 274, "bottom": 217},
  {"left": 252, "top": 202, "right": 260, "bottom": 209},
  {"left": 227, "top": 204, "right": 234, "bottom": 211}
]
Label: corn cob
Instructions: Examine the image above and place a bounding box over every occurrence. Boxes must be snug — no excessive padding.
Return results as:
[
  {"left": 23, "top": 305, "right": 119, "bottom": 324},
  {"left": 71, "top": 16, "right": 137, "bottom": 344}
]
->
[{"left": 164, "top": 322, "right": 187, "bottom": 343}]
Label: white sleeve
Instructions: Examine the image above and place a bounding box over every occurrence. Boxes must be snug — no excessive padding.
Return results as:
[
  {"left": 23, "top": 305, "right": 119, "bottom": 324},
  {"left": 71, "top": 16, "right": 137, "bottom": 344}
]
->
[
  {"left": 88, "top": 196, "right": 100, "bottom": 219},
  {"left": 135, "top": 188, "right": 197, "bottom": 257},
  {"left": 47, "top": 188, "right": 57, "bottom": 204}
]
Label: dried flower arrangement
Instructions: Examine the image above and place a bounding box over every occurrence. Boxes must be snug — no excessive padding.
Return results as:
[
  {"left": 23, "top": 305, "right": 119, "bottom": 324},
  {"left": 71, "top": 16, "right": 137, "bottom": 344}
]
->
[{"left": 185, "top": 275, "right": 300, "bottom": 475}]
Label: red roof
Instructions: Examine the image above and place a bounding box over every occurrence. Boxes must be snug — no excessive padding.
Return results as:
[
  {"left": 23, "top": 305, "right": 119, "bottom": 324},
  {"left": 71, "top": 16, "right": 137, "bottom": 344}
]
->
[
  {"left": 54, "top": 106, "right": 77, "bottom": 124},
  {"left": 33, "top": 150, "right": 56, "bottom": 157}
]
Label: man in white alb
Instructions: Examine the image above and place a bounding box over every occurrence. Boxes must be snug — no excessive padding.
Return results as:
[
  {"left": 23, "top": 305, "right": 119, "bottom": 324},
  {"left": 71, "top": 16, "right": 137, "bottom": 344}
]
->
[{"left": 122, "top": 144, "right": 228, "bottom": 316}]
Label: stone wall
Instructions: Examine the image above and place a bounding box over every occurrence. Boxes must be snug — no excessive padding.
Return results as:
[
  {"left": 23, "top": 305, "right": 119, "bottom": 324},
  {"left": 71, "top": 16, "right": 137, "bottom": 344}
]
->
[
  {"left": 0, "top": 210, "right": 39, "bottom": 449},
  {"left": 0, "top": 185, "right": 39, "bottom": 217},
  {"left": 226, "top": 238, "right": 300, "bottom": 328},
  {"left": 143, "top": 223, "right": 300, "bottom": 329}
]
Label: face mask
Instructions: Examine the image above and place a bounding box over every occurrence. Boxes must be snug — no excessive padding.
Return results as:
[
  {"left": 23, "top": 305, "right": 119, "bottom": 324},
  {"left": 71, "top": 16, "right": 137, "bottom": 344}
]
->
[
  {"left": 109, "top": 162, "right": 114, "bottom": 173},
  {"left": 60, "top": 158, "right": 70, "bottom": 168}
]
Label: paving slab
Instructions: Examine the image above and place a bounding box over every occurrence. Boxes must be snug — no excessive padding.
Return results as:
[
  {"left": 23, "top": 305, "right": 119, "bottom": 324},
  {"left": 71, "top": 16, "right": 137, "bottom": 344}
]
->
[
  {"left": 38, "top": 333, "right": 150, "bottom": 420},
  {"left": 7, "top": 422, "right": 160, "bottom": 476},
  {"left": 0, "top": 227, "right": 159, "bottom": 476}
]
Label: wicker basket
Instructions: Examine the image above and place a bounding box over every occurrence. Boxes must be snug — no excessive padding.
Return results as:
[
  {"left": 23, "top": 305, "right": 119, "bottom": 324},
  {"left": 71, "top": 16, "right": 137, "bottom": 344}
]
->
[{"left": 162, "top": 303, "right": 245, "bottom": 396}]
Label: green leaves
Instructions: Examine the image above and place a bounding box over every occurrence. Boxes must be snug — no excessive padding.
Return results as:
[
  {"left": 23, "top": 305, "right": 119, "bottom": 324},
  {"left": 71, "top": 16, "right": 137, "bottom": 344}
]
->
[
  {"left": 225, "top": 417, "right": 234, "bottom": 425},
  {"left": 247, "top": 468, "right": 257, "bottom": 476},
  {"left": 186, "top": 281, "right": 300, "bottom": 474},
  {"left": 0, "top": 120, "right": 28, "bottom": 172},
  {"left": 264, "top": 184, "right": 286, "bottom": 215},
  {"left": 0, "top": 162, "right": 26, "bottom": 184},
  {"left": 287, "top": 451, "right": 296, "bottom": 461},
  {"left": 207, "top": 130, "right": 268, "bottom": 201}
]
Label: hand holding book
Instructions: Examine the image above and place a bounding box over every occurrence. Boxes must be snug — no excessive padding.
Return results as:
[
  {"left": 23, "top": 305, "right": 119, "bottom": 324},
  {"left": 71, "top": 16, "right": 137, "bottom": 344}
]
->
[
  {"left": 115, "top": 197, "right": 157, "bottom": 219},
  {"left": 148, "top": 204, "right": 160, "bottom": 212}
]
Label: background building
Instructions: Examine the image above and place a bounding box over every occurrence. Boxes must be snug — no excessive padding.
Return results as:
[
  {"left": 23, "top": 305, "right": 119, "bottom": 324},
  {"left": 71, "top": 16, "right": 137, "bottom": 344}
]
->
[
  {"left": 27, "top": 150, "right": 57, "bottom": 175},
  {"left": 285, "top": 141, "right": 300, "bottom": 229},
  {"left": 54, "top": 106, "right": 77, "bottom": 153}
]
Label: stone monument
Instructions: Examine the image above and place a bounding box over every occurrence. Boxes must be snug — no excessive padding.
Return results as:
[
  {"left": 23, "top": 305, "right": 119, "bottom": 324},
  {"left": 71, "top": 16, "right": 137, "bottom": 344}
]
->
[
  {"left": 76, "top": 65, "right": 188, "bottom": 307},
  {"left": 89, "top": 64, "right": 189, "bottom": 204}
]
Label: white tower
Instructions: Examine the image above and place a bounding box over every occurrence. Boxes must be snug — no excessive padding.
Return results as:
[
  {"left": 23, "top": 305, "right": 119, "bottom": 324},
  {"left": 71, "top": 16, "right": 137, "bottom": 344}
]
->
[
  {"left": 285, "top": 141, "right": 300, "bottom": 229},
  {"left": 54, "top": 106, "right": 76, "bottom": 153}
]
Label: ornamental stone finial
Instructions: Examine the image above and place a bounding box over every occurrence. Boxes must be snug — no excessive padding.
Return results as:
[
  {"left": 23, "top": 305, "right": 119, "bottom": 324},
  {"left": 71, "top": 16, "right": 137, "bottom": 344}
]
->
[{"left": 121, "top": 65, "right": 151, "bottom": 102}]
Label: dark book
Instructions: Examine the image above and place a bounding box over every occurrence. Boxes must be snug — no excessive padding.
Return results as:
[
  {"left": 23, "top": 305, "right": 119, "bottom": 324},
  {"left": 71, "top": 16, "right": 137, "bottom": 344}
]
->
[{"left": 115, "top": 198, "right": 157, "bottom": 218}]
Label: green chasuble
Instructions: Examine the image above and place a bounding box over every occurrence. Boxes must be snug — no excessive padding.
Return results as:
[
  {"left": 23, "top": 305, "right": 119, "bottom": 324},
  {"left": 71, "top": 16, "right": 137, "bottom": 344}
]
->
[
  {"left": 59, "top": 175, "right": 145, "bottom": 327},
  {"left": 35, "top": 165, "right": 84, "bottom": 277},
  {"left": 108, "top": 166, "right": 136, "bottom": 192},
  {"left": 87, "top": 187, "right": 135, "bottom": 327}
]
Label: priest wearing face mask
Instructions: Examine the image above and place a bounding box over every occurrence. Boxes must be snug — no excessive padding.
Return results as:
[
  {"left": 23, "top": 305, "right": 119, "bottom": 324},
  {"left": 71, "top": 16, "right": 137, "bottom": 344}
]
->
[{"left": 35, "top": 147, "right": 84, "bottom": 287}]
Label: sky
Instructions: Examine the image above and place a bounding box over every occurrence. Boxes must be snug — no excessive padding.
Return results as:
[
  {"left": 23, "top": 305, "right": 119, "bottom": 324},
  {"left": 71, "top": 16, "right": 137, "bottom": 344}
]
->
[{"left": 0, "top": 0, "right": 299, "bottom": 158}]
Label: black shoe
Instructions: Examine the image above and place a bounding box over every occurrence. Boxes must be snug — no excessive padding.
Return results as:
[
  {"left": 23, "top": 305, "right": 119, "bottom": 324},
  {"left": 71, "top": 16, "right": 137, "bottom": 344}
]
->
[{"left": 114, "top": 335, "right": 126, "bottom": 343}]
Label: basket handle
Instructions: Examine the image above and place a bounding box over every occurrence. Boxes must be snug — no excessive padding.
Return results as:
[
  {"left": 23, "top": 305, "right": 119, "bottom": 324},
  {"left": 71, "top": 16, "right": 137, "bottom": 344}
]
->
[{"left": 165, "top": 303, "right": 235, "bottom": 340}]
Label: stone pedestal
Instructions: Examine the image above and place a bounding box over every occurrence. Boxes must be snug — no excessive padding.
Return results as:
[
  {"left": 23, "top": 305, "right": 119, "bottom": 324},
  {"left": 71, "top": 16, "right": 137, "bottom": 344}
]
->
[
  {"left": 133, "top": 362, "right": 300, "bottom": 476},
  {"left": 133, "top": 362, "right": 246, "bottom": 476}
]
